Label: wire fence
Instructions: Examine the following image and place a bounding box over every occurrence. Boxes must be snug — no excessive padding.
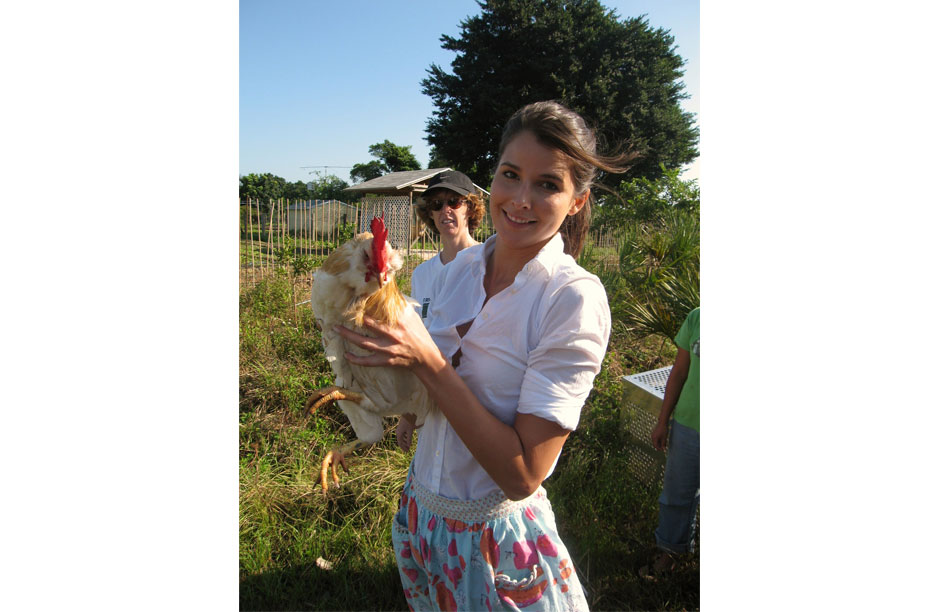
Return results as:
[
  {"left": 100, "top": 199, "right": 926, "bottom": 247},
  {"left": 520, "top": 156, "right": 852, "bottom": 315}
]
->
[{"left": 239, "top": 197, "right": 622, "bottom": 289}]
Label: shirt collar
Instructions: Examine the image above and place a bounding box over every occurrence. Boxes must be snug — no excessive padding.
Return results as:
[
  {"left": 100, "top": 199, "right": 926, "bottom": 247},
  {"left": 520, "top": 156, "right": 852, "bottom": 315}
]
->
[{"left": 477, "top": 232, "right": 566, "bottom": 279}]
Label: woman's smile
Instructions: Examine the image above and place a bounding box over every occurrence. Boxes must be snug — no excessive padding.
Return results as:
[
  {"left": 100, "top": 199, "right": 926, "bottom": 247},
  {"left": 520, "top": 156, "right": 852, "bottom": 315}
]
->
[{"left": 503, "top": 211, "right": 535, "bottom": 225}]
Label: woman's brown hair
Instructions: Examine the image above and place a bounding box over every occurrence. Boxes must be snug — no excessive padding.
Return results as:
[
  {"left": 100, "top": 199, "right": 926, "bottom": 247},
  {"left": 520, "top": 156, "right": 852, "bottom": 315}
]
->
[{"left": 497, "top": 101, "right": 638, "bottom": 257}]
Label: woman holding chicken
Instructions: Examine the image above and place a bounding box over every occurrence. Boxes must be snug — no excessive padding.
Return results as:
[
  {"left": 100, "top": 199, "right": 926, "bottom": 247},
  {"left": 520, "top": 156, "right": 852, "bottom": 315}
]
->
[{"left": 336, "top": 101, "right": 636, "bottom": 610}]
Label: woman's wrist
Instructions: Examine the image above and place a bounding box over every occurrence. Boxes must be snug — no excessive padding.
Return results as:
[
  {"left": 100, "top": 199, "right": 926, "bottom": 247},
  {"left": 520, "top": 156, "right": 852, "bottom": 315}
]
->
[{"left": 413, "top": 347, "right": 450, "bottom": 385}]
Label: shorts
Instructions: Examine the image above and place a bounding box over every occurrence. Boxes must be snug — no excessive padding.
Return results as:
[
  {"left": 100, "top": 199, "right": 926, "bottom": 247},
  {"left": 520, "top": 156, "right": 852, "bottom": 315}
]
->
[{"left": 392, "top": 466, "right": 588, "bottom": 611}]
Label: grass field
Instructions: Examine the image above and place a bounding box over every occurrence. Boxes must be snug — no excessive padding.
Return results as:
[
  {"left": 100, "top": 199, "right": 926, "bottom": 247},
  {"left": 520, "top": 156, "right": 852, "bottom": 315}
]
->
[{"left": 239, "top": 257, "right": 699, "bottom": 611}]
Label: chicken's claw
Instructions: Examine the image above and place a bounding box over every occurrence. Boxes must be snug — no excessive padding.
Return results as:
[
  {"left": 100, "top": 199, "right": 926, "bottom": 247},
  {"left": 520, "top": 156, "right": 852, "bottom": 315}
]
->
[
  {"left": 317, "top": 439, "right": 372, "bottom": 493},
  {"left": 320, "top": 449, "right": 348, "bottom": 492},
  {"left": 306, "top": 386, "right": 364, "bottom": 414}
]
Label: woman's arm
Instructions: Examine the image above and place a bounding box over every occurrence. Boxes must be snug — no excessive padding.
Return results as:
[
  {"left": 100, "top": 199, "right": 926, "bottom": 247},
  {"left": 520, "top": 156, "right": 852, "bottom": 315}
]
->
[{"left": 334, "top": 308, "right": 571, "bottom": 501}]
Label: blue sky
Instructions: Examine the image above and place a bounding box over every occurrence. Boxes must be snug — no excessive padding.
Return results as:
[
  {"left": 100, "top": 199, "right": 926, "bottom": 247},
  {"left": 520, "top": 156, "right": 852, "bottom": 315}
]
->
[{"left": 239, "top": 0, "right": 700, "bottom": 186}]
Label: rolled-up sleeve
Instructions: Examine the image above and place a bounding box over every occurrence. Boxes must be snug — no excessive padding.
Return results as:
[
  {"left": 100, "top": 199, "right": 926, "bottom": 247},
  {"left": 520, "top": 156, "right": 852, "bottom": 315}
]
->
[{"left": 517, "top": 278, "right": 611, "bottom": 431}]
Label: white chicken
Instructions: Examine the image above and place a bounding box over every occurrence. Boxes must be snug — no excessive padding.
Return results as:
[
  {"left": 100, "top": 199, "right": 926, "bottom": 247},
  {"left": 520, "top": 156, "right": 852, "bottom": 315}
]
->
[{"left": 306, "top": 215, "right": 434, "bottom": 491}]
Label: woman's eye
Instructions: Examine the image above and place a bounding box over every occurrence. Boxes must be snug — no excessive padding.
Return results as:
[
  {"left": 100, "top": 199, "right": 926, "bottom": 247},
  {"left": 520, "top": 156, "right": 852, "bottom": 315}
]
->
[
  {"left": 501, "top": 170, "right": 518, "bottom": 180},
  {"left": 540, "top": 181, "right": 559, "bottom": 191}
]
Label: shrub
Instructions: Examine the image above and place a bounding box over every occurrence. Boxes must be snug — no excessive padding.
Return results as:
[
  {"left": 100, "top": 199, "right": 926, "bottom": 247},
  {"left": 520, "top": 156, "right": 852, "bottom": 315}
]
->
[{"left": 582, "top": 207, "right": 699, "bottom": 344}]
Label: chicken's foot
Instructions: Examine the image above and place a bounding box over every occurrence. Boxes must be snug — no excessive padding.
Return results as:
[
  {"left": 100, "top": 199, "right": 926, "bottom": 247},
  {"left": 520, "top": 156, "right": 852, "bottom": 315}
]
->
[{"left": 320, "top": 438, "right": 372, "bottom": 492}]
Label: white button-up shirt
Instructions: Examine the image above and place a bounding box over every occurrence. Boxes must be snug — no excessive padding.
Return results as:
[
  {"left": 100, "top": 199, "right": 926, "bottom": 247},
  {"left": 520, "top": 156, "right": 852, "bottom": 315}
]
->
[
  {"left": 409, "top": 253, "right": 445, "bottom": 327},
  {"left": 412, "top": 233, "right": 611, "bottom": 500}
]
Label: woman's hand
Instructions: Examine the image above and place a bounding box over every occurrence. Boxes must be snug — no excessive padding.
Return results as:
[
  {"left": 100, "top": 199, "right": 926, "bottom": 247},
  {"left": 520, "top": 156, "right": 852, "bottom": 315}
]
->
[
  {"left": 334, "top": 307, "right": 446, "bottom": 373},
  {"left": 396, "top": 414, "right": 417, "bottom": 452}
]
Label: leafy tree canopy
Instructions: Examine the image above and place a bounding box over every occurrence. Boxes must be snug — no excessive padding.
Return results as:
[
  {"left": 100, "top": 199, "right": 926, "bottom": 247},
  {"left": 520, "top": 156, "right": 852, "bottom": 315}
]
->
[
  {"left": 349, "top": 160, "right": 386, "bottom": 184},
  {"left": 305, "top": 171, "right": 351, "bottom": 201},
  {"left": 369, "top": 140, "right": 422, "bottom": 172},
  {"left": 422, "top": 0, "right": 699, "bottom": 188},
  {"left": 426, "top": 146, "right": 451, "bottom": 170},
  {"left": 240, "top": 173, "right": 286, "bottom": 208},
  {"left": 240, "top": 172, "right": 351, "bottom": 206},
  {"left": 593, "top": 165, "right": 699, "bottom": 230},
  {"left": 350, "top": 140, "right": 422, "bottom": 183}
]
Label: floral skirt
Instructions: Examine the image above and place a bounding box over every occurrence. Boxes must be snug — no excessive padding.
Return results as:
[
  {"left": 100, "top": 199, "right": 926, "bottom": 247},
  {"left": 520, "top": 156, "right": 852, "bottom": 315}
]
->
[{"left": 391, "top": 466, "right": 588, "bottom": 611}]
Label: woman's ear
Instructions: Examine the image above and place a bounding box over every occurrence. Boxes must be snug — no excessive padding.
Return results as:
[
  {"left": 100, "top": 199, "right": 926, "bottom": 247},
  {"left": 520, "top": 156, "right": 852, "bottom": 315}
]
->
[{"left": 568, "top": 189, "right": 590, "bottom": 216}]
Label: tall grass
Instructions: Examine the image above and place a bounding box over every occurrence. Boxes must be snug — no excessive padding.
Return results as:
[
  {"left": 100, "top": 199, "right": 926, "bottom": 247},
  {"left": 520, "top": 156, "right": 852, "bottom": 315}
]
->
[{"left": 239, "top": 259, "right": 699, "bottom": 610}]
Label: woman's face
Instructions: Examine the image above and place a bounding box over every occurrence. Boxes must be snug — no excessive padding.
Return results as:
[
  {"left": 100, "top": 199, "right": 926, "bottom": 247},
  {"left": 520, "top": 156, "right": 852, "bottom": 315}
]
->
[
  {"left": 488, "top": 130, "right": 588, "bottom": 254},
  {"left": 426, "top": 188, "right": 471, "bottom": 240}
]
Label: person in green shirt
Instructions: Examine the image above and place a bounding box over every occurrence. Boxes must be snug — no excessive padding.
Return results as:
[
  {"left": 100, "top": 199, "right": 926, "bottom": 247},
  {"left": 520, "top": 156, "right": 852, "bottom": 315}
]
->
[{"left": 650, "top": 307, "right": 700, "bottom": 570}]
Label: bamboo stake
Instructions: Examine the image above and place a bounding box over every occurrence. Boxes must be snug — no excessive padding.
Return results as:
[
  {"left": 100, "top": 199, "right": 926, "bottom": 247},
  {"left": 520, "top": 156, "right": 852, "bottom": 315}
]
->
[
  {"left": 267, "top": 199, "right": 274, "bottom": 277},
  {"left": 275, "top": 198, "right": 280, "bottom": 273},
  {"left": 248, "top": 199, "right": 255, "bottom": 284},
  {"left": 255, "top": 198, "right": 261, "bottom": 281},
  {"left": 254, "top": 198, "right": 260, "bottom": 281},
  {"left": 268, "top": 199, "right": 274, "bottom": 277},
  {"left": 249, "top": 200, "right": 261, "bottom": 279},
  {"left": 267, "top": 199, "right": 272, "bottom": 277}
]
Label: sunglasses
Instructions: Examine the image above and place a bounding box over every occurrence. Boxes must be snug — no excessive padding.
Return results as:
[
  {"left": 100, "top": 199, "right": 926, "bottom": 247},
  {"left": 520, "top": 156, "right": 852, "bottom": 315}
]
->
[{"left": 427, "top": 196, "right": 467, "bottom": 211}]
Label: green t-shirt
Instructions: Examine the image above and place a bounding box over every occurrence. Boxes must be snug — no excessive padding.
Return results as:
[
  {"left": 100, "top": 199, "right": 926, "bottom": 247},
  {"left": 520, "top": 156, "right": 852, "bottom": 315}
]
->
[{"left": 673, "top": 307, "right": 700, "bottom": 432}]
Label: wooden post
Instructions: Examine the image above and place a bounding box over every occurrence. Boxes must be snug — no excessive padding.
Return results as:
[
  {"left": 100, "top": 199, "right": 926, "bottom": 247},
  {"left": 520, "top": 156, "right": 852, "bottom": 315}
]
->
[
  {"left": 247, "top": 198, "right": 255, "bottom": 285},
  {"left": 267, "top": 199, "right": 273, "bottom": 277}
]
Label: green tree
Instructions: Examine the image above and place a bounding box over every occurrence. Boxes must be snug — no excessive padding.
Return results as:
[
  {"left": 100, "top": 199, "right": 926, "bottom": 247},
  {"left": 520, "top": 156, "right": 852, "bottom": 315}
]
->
[
  {"left": 422, "top": 0, "right": 698, "bottom": 187},
  {"left": 369, "top": 140, "right": 421, "bottom": 172},
  {"left": 283, "top": 180, "right": 311, "bottom": 201},
  {"left": 350, "top": 160, "right": 386, "bottom": 184},
  {"left": 350, "top": 140, "right": 422, "bottom": 183},
  {"left": 426, "top": 146, "right": 451, "bottom": 170},
  {"left": 593, "top": 165, "right": 699, "bottom": 230},
  {"left": 305, "top": 171, "right": 350, "bottom": 201},
  {"left": 239, "top": 172, "right": 287, "bottom": 205}
]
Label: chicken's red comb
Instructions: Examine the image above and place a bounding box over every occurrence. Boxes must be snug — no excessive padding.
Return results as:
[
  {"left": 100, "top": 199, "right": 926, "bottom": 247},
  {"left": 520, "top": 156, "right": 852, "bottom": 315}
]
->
[{"left": 370, "top": 213, "right": 388, "bottom": 274}]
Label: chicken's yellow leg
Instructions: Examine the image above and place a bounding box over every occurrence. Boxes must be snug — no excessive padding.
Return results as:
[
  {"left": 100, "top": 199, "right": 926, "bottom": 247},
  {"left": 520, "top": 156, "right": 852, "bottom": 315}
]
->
[
  {"left": 320, "top": 439, "right": 372, "bottom": 492},
  {"left": 305, "top": 386, "right": 371, "bottom": 492}
]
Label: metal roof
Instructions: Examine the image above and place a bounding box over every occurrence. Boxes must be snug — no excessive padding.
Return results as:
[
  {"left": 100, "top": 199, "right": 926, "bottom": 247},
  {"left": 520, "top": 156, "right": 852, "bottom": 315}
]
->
[{"left": 343, "top": 168, "right": 489, "bottom": 195}]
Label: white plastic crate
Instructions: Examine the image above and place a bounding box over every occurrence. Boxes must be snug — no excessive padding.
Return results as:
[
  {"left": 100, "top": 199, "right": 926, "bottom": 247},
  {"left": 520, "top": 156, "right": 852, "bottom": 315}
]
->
[{"left": 620, "top": 366, "right": 672, "bottom": 487}]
